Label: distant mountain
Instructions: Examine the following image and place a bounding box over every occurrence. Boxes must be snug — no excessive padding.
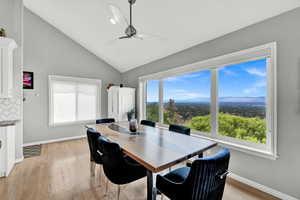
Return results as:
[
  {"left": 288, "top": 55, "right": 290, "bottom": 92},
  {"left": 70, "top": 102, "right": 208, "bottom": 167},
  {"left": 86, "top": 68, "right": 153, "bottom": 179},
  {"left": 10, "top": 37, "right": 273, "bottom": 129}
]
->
[
  {"left": 175, "top": 97, "right": 210, "bottom": 103},
  {"left": 172, "top": 97, "right": 265, "bottom": 103},
  {"left": 219, "top": 97, "right": 265, "bottom": 103}
]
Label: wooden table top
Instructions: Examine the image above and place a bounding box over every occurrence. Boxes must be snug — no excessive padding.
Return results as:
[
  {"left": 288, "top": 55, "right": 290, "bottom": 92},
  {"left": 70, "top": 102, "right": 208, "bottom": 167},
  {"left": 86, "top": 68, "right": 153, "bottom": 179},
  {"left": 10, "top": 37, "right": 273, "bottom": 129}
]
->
[{"left": 94, "top": 122, "right": 217, "bottom": 173}]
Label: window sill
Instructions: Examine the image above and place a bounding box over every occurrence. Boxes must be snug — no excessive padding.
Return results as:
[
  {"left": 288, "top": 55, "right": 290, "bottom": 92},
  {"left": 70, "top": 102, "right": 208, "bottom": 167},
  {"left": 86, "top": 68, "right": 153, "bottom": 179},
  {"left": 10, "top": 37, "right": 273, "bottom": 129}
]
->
[
  {"left": 191, "top": 133, "right": 278, "bottom": 160},
  {"left": 155, "top": 124, "right": 277, "bottom": 160},
  {"left": 49, "top": 119, "right": 96, "bottom": 128},
  {"left": 146, "top": 124, "right": 278, "bottom": 160}
]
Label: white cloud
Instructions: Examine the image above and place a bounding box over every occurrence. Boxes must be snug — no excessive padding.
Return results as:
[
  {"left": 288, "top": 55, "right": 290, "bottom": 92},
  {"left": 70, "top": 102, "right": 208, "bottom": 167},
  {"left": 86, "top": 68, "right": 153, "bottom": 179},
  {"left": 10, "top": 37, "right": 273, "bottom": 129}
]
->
[
  {"left": 221, "top": 68, "right": 237, "bottom": 76},
  {"left": 165, "top": 89, "right": 203, "bottom": 100},
  {"left": 243, "top": 80, "right": 266, "bottom": 94},
  {"left": 245, "top": 68, "right": 266, "bottom": 77},
  {"left": 164, "top": 72, "right": 206, "bottom": 82},
  {"left": 255, "top": 80, "right": 266, "bottom": 87},
  {"left": 165, "top": 76, "right": 182, "bottom": 82},
  {"left": 243, "top": 88, "right": 258, "bottom": 94},
  {"left": 182, "top": 73, "right": 204, "bottom": 78}
]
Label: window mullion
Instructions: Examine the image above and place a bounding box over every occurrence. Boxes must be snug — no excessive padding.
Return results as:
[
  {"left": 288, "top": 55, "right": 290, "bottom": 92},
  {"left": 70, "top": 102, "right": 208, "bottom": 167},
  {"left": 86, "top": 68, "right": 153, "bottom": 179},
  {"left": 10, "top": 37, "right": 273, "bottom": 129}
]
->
[
  {"left": 266, "top": 57, "right": 273, "bottom": 152},
  {"left": 159, "top": 79, "right": 164, "bottom": 124},
  {"left": 143, "top": 81, "right": 147, "bottom": 120},
  {"left": 139, "top": 81, "right": 146, "bottom": 121},
  {"left": 211, "top": 69, "right": 218, "bottom": 138}
]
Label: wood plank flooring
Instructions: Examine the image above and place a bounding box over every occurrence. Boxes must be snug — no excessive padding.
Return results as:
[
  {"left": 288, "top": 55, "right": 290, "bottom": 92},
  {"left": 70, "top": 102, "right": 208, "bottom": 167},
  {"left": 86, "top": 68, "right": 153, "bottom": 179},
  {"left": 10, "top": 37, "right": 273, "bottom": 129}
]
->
[{"left": 0, "top": 139, "right": 279, "bottom": 200}]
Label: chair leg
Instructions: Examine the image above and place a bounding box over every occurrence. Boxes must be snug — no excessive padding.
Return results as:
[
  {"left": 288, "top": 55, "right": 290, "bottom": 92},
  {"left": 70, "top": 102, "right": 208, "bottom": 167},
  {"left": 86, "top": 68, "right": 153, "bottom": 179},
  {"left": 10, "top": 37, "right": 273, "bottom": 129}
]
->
[
  {"left": 99, "top": 165, "right": 102, "bottom": 183},
  {"left": 90, "top": 161, "right": 96, "bottom": 176},
  {"left": 106, "top": 179, "right": 109, "bottom": 193},
  {"left": 117, "top": 185, "right": 121, "bottom": 200}
]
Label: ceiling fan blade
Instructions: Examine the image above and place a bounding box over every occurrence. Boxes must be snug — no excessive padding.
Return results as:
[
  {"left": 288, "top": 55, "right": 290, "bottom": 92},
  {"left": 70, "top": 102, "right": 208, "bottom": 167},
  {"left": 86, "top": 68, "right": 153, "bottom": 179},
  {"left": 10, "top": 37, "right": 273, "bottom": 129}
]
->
[
  {"left": 105, "top": 38, "right": 120, "bottom": 45},
  {"left": 119, "top": 35, "right": 131, "bottom": 39},
  {"left": 133, "top": 35, "right": 144, "bottom": 40},
  {"left": 108, "top": 4, "right": 129, "bottom": 26},
  {"left": 105, "top": 36, "right": 131, "bottom": 46},
  {"left": 136, "top": 33, "right": 166, "bottom": 41}
]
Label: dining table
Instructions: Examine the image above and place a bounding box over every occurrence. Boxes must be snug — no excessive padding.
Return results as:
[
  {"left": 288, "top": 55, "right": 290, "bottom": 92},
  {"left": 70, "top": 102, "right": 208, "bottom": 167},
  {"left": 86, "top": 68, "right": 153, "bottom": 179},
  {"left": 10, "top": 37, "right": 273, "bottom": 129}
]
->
[{"left": 90, "top": 121, "right": 217, "bottom": 200}]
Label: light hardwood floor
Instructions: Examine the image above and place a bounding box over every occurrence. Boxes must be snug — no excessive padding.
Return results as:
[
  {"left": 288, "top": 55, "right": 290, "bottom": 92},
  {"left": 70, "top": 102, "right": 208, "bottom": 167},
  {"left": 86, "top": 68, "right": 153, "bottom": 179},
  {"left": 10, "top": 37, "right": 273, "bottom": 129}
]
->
[{"left": 0, "top": 139, "right": 279, "bottom": 200}]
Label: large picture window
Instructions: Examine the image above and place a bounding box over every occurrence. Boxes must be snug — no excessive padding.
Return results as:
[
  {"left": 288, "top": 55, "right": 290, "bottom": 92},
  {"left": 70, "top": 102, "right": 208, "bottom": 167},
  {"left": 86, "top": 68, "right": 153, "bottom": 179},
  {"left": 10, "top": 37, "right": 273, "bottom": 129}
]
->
[
  {"left": 163, "top": 70, "right": 211, "bottom": 134},
  {"left": 139, "top": 43, "right": 277, "bottom": 159},
  {"left": 218, "top": 59, "right": 267, "bottom": 144},
  {"left": 49, "top": 75, "right": 101, "bottom": 126}
]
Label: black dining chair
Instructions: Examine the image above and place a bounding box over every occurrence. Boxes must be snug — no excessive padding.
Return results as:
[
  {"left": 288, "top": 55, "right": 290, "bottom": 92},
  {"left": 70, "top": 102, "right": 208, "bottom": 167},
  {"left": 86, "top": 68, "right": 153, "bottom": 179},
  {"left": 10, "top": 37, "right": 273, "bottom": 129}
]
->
[
  {"left": 86, "top": 128, "right": 102, "bottom": 177},
  {"left": 86, "top": 128, "right": 112, "bottom": 194},
  {"left": 169, "top": 124, "right": 191, "bottom": 135},
  {"left": 156, "top": 148, "right": 230, "bottom": 200},
  {"left": 141, "top": 120, "right": 156, "bottom": 127},
  {"left": 96, "top": 118, "right": 115, "bottom": 124},
  {"left": 98, "top": 136, "right": 147, "bottom": 200}
]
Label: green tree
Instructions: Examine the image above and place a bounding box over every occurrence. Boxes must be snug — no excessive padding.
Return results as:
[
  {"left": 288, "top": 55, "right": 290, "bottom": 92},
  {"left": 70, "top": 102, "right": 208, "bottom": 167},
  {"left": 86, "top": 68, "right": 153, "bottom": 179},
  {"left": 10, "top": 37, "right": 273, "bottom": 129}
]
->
[
  {"left": 186, "top": 113, "right": 266, "bottom": 144},
  {"left": 187, "top": 115, "right": 211, "bottom": 132},
  {"left": 164, "top": 99, "right": 182, "bottom": 124},
  {"left": 146, "top": 103, "right": 159, "bottom": 122}
]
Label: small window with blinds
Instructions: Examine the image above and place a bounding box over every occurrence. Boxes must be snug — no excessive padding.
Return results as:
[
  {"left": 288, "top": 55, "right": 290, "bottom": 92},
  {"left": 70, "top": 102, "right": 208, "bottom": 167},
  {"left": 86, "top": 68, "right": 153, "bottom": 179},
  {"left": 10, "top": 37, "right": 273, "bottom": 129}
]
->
[{"left": 49, "top": 75, "right": 101, "bottom": 126}]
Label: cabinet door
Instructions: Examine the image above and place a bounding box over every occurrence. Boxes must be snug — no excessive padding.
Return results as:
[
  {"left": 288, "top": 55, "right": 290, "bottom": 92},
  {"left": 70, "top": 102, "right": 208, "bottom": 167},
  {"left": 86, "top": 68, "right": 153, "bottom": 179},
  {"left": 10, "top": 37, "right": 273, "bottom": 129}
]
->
[
  {"left": 0, "top": 126, "right": 15, "bottom": 177},
  {"left": 108, "top": 87, "right": 119, "bottom": 120},
  {"left": 0, "top": 48, "right": 5, "bottom": 97},
  {"left": 6, "top": 126, "right": 15, "bottom": 175},
  {"left": 0, "top": 47, "right": 13, "bottom": 98},
  {"left": 119, "top": 88, "right": 135, "bottom": 121},
  {"left": 7, "top": 50, "right": 13, "bottom": 97},
  {"left": 108, "top": 88, "right": 113, "bottom": 117},
  {"left": 0, "top": 128, "right": 6, "bottom": 177}
]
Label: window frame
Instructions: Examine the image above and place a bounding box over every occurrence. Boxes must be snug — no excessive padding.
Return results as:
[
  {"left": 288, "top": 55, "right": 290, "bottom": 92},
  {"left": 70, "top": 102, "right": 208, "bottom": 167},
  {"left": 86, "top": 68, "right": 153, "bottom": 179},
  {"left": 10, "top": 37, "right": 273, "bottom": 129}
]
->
[
  {"left": 139, "top": 42, "right": 277, "bottom": 160},
  {"left": 49, "top": 75, "right": 102, "bottom": 127}
]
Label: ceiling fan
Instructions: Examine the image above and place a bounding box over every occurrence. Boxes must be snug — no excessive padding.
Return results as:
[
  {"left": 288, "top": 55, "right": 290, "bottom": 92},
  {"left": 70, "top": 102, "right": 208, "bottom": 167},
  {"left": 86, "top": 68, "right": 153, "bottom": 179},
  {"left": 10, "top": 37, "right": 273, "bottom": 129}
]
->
[{"left": 107, "top": 0, "right": 163, "bottom": 42}]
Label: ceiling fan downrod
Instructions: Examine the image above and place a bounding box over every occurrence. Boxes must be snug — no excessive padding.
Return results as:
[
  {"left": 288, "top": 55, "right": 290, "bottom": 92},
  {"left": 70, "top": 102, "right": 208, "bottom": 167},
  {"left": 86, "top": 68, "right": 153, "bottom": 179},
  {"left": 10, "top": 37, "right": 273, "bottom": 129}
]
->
[{"left": 125, "top": 0, "right": 137, "bottom": 37}]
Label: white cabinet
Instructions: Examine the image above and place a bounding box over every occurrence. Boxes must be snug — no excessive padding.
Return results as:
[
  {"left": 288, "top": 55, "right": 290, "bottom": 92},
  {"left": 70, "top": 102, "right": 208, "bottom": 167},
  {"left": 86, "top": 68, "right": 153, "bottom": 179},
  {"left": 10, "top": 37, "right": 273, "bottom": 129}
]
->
[
  {"left": 0, "top": 125, "right": 16, "bottom": 177},
  {"left": 0, "top": 37, "right": 17, "bottom": 98},
  {"left": 108, "top": 86, "right": 135, "bottom": 121}
]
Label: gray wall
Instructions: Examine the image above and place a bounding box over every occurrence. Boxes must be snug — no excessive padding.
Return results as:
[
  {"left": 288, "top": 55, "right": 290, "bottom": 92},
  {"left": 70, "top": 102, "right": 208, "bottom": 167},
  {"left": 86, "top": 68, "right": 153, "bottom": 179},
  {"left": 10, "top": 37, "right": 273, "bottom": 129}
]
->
[
  {"left": 23, "top": 9, "right": 121, "bottom": 144},
  {"left": 0, "top": 0, "right": 23, "bottom": 160},
  {"left": 122, "top": 8, "right": 300, "bottom": 198}
]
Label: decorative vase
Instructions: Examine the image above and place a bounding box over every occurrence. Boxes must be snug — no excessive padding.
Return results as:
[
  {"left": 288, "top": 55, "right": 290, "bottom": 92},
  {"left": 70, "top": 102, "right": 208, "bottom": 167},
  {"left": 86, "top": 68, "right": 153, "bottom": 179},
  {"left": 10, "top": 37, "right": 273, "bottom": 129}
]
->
[{"left": 129, "top": 119, "right": 137, "bottom": 132}]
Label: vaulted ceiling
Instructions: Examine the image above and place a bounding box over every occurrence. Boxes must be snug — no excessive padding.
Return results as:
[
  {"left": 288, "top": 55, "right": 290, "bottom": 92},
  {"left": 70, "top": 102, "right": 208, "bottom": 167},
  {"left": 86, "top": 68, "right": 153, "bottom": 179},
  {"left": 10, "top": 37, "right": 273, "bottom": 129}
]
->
[{"left": 24, "top": 0, "right": 300, "bottom": 72}]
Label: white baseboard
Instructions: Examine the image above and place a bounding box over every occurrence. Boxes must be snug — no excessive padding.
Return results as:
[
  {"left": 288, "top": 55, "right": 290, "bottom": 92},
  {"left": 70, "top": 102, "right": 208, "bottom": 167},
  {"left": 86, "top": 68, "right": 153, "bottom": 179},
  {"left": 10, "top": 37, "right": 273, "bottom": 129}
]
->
[
  {"left": 229, "top": 173, "right": 299, "bottom": 200},
  {"left": 23, "top": 135, "right": 86, "bottom": 147},
  {"left": 15, "top": 156, "right": 24, "bottom": 163}
]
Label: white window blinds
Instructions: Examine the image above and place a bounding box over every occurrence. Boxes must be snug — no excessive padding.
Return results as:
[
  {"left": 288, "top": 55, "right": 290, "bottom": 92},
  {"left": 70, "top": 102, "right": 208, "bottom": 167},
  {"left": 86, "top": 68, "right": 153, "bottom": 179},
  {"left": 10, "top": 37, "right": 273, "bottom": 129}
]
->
[{"left": 49, "top": 76, "right": 101, "bottom": 126}]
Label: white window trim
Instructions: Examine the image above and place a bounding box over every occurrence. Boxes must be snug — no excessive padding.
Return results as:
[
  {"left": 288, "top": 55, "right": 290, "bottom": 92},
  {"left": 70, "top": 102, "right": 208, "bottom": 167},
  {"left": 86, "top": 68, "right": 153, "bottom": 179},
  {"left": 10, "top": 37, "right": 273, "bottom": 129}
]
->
[
  {"left": 49, "top": 75, "right": 102, "bottom": 127},
  {"left": 139, "top": 42, "right": 277, "bottom": 160}
]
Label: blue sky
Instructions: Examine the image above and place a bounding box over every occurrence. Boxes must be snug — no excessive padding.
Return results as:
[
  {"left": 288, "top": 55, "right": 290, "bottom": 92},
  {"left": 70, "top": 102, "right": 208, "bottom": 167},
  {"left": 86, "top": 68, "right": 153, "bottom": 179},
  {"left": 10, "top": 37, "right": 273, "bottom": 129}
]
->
[{"left": 147, "top": 58, "right": 267, "bottom": 102}]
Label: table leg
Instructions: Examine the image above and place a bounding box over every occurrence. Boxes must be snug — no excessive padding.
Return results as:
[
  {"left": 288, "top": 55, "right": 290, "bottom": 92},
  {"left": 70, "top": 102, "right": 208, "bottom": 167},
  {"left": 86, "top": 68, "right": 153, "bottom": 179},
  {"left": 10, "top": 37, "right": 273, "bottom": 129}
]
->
[{"left": 147, "top": 170, "right": 157, "bottom": 200}]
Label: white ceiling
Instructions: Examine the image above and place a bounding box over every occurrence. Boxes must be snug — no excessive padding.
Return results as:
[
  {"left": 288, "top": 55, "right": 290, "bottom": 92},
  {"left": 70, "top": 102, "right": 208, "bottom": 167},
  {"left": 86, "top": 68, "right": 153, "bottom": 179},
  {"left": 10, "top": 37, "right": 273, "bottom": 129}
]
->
[{"left": 24, "top": 0, "right": 300, "bottom": 72}]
